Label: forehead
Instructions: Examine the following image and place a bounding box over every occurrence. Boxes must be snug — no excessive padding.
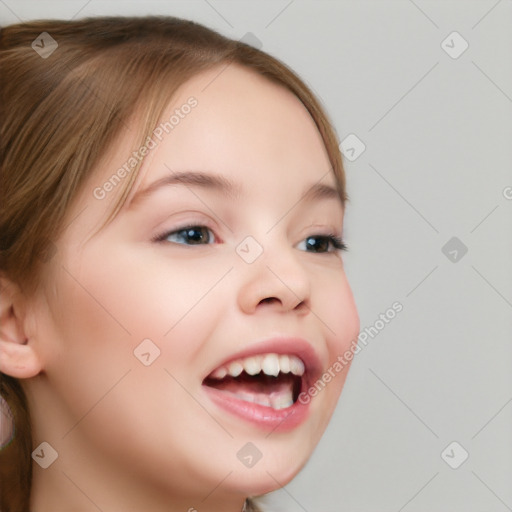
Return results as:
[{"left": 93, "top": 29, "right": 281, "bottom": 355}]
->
[{"left": 129, "top": 63, "right": 338, "bottom": 203}]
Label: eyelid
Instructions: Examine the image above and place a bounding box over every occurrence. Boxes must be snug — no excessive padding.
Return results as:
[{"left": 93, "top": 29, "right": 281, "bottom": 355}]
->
[
  {"left": 151, "top": 220, "right": 340, "bottom": 241},
  {"left": 151, "top": 221, "right": 218, "bottom": 244},
  {"left": 152, "top": 223, "right": 347, "bottom": 253}
]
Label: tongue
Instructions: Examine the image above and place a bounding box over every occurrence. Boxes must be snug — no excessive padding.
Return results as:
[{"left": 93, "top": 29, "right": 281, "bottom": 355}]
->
[{"left": 205, "top": 374, "right": 296, "bottom": 410}]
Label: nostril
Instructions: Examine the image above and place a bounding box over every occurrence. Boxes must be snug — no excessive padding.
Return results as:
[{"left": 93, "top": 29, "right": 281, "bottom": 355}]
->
[
  {"left": 259, "top": 297, "right": 279, "bottom": 305},
  {"left": 294, "top": 301, "right": 308, "bottom": 311}
]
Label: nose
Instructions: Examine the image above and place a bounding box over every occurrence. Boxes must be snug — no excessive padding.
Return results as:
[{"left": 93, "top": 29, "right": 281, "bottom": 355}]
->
[{"left": 237, "top": 239, "right": 311, "bottom": 316}]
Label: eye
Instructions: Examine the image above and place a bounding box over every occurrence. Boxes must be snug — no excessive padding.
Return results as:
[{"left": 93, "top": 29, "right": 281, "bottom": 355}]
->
[
  {"left": 152, "top": 225, "right": 216, "bottom": 245},
  {"left": 153, "top": 225, "right": 347, "bottom": 253},
  {"left": 298, "top": 234, "right": 348, "bottom": 254}
]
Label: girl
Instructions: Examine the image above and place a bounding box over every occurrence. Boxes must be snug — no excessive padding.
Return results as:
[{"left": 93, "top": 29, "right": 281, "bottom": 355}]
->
[{"left": 0, "top": 16, "right": 359, "bottom": 511}]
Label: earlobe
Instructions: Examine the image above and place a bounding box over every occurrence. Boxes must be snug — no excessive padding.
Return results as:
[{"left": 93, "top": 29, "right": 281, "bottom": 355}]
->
[
  {"left": 0, "top": 277, "right": 42, "bottom": 379},
  {"left": 0, "top": 338, "right": 42, "bottom": 379}
]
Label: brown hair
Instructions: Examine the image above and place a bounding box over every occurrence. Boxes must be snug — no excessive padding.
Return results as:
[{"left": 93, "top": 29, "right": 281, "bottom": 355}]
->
[{"left": 0, "top": 15, "right": 346, "bottom": 511}]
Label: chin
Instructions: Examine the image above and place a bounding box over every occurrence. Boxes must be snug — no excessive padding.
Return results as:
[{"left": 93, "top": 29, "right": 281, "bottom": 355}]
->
[
  {"left": 223, "top": 440, "right": 314, "bottom": 497},
  {"left": 228, "top": 465, "right": 303, "bottom": 497}
]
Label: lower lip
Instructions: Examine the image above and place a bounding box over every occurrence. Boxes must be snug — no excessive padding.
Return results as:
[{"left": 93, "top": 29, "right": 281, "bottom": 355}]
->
[{"left": 202, "top": 386, "right": 311, "bottom": 432}]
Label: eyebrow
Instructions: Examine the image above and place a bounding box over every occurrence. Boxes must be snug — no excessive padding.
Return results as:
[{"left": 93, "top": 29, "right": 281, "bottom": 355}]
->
[{"left": 127, "top": 170, "right": 342, "bottom": 209}]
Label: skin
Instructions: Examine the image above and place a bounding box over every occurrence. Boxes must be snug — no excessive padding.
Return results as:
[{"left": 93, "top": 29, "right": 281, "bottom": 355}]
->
[{"left": 0, "top": 64, "right": 360, "bottom": 512}]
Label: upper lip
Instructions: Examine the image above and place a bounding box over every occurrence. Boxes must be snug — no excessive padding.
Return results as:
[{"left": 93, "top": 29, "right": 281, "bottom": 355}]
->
[{"left": 203, "top": 336, "right": 324, "bottom": 388}]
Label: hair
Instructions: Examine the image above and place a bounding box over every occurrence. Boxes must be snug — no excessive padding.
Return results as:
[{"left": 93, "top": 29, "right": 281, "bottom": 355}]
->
[{"left": 0, "top": 15, "right": 347, "bottom": 511}]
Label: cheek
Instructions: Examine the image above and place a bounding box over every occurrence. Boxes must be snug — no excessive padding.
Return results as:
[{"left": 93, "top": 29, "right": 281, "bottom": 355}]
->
[
  {"left": 40, "top": 267, "right": 135, "bottom": 420},
  {"left": 298, "top": 272, "right": 359, "bottom": 435},
  {"left": 39, "top": 262, "right": 223, "bottom": 467},
  {"left": 73, "top": 241, "right": 228, "bottom": 342},
  {"left": 42, "top": 244, "right": 228, "bottom": 409},
  {"left": 322, "top": 272, "right": 360, "bottom": 354}
]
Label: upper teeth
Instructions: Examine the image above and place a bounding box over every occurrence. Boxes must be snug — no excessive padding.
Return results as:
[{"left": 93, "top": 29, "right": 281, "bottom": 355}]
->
[{"left": 210, "top": 353, "right": 305, "bottom": 379}]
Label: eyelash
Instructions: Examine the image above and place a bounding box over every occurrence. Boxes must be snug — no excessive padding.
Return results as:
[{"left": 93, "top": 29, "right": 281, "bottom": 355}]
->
[{"left": 152, "top": 224, "right": 348, "bottom": 253}]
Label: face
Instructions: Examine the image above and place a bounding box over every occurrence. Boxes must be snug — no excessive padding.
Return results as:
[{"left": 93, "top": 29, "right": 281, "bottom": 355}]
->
[{"left": 27, "top": 64, "right": 359, "bottom": 506}]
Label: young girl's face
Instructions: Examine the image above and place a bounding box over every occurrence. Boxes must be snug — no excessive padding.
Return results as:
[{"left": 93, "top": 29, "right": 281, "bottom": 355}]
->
[{"left": 29, "top": 64, "right": 359, "bottom": 506}]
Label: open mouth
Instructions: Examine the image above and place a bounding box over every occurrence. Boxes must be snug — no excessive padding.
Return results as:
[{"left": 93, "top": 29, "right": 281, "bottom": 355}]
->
[{"left": 202, "top": 353, "right": 305, "bottom": 410}]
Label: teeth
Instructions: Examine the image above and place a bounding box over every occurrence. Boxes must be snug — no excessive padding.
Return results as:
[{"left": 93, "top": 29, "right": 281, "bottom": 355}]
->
[
  {"left": 261, "top": 354, "right": 280, "bottom": 377},
  {"left": 254, "top": 395, "right": 272, "bottom": 407},
  {"left": 210, "top": 366, "right": 228, "bottom": 379},
  {"left": 290, "top": 356, "right": 305, "bottom": 376},
  {"left": 234, "top": 391, "right": 256, "bottom": 404},
  {"left": 270, "top": 390, "right": 294, "bottom": 409},
  {"left": 227, "top": 361, "right": 243, "bottom": 377},
  {"left": 278, "top": 354, "right": 291, "bottom": 374},
  {"left": 209, "top": 353, "right": 306, "bottom": 379},
  {"left": 231, "top": 391, "right": 294, "bottom": 410},
  {"left": 243, "top": 357, "right": 261, "bottom": 376}
]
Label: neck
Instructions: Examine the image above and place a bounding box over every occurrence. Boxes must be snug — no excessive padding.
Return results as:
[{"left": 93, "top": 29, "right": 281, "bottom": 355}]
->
[
  {"left": 31, "top": 460, "right": 248, "bottom": 512},
  {"left": 26, "top": 380, "right": 249, "bottom": 512}
]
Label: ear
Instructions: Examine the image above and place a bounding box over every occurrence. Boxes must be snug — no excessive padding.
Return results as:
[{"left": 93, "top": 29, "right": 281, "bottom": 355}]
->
[{"left": 0, "top": 275, "right": 42, "bottom": 379}]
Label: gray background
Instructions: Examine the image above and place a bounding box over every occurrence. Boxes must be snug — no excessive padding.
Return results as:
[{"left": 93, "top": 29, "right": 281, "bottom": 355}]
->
[{"left": 1, "top": 1, "right": 511, "bottom": 511}]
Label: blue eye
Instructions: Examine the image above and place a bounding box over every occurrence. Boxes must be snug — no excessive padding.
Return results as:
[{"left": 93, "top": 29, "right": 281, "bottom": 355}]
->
[
  {"left": 155, "top": 226, "right": 214, "bottom": 245},
  {"left": 153, "top": 225, "right": 347, "bottom": 253}
]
